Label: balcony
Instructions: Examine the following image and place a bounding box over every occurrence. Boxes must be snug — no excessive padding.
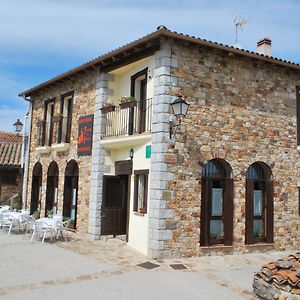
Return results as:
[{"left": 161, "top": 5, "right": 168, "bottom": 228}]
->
[
  {"left": 101, "top": 98, "right": 152, "bottom": 139},
  {"left": 36, "top": 117, "right": 71, "bottom": 153}
]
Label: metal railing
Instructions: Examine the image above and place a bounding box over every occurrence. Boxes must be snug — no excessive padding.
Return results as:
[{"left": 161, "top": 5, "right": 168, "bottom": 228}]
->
[
  {"left": 101, "top": 98, "right": 152, "bottom": 138},
  {"left": 36, "top": 117, "right": 71, "bottom": 147}
]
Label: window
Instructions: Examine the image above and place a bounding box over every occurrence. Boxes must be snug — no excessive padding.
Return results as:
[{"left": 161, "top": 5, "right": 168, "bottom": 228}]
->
[
  {"left": 133, "top": 170, "right": 149, "bottom": 214},
  {"left": 59, "top": 91, "right": 73, "bottom": 143},
  {"left": 245, "top": 162, "right": 273, "bottom": 244},
  {"left": 297, "top": 86, "right": 300, "bottom": 145},
  {"left": 200, "top": 159, "right": 233, "bottom": 246},
  {"left": 42, "top": 99, "right": 55, "bottom": 146},
  {"left": 1, "top": 169, "right": 18, "bottom": 185}
]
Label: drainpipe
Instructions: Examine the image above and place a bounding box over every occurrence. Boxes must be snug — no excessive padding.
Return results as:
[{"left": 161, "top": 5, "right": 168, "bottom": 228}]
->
[{"left": 20, "top": 95, "right": 32, "bottom": 210}]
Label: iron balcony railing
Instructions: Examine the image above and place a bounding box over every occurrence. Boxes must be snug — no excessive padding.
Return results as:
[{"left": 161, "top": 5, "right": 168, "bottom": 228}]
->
[
  {"left": 101, "top": 98, "right": 152, "bottom": 138},
  {"left": 37, "top": 117, "right": 71, "bottom": 147}
]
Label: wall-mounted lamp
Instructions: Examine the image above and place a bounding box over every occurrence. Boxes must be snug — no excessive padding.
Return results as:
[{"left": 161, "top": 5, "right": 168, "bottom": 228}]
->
[
  {"left": 13, "top": 119, "right": 23, "bottom": 135},
  {"left": 129, "top": 148, "right": 134, "bottom": 160},
  {"left": 170, "top": 95, "right": 190, "bottom": 138}
]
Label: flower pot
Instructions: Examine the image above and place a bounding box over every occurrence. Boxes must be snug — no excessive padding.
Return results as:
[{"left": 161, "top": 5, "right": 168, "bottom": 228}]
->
[
  {"left": 119, "top": 101, "right": 137, "bottom": 109},
  {"left": 101, "top": 105, "right": 115, "bottom": 113},
  {"left": 138, "top": 207, "right": 146, "bottom": 214}
]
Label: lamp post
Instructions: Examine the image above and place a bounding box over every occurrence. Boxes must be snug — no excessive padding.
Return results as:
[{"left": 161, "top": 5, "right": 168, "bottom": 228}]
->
[
  {"left": 13, "top": 119, "right": 23, "bottom": 135},
  {"left": 170, "top": 95, "right": 190, "bottom": 138}
]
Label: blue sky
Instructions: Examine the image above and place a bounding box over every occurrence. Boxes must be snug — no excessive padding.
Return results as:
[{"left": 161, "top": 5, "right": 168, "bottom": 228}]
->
[{"left": 0, "top": 0, "right": 299, "bottom": 132}]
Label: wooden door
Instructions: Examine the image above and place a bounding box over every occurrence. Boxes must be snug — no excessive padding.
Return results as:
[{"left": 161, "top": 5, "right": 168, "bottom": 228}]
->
[
  {"left": 45, "top": 175, "right": 58, "bottom": 216},
  {"left": 30, "top": 175, "right": 41, "bottom": 214},
  {"left": 101, "top": 175, "right": 128, "bottom": 235},
  {"left": 63, "top": 175, "right": 78, "bottom": 229}
]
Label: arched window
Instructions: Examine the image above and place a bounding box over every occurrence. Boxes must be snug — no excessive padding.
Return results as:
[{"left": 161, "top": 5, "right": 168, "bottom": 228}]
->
[
  {"left": 200, "top": 159, "right": 233, "bottom": 246},
  {"left": 245, "top": 162, "right": 273, "bottom": 244},
  {"left": 63, "top": 160, "right": 79, "bottom": 229},
  {"left": 30, "top": 162, "right": 42, "bottom": 215},
  {"left": 45, "top": 161, "right": 59, "bottom": 216}
]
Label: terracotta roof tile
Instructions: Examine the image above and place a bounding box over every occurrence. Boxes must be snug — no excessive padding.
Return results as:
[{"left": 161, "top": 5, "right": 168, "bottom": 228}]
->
[
  {"left": 0, "top": 132, "right": 22, "bottom": 143},
  {"left": 255, "top": 253, "right": 300, "bottom": 296},
  {"left": 0, "top": 132, "right": 22, "bottom": 167}
]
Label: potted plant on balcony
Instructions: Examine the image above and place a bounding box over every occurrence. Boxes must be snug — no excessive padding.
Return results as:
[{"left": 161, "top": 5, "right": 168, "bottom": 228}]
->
[
  {"left": 119, "top": 96, "right": 137, "bottom": 109},
  {"left": 100, "top": 101, "right": 115, "bottom": 113}
]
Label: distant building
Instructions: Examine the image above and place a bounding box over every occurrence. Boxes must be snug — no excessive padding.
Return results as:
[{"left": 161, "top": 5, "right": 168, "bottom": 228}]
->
[
  {"left": 20, "top": 26, "right": 300, "bottom": 258},
  {"left": 0, "top": 132, "right": 23, "bottom": 209}
]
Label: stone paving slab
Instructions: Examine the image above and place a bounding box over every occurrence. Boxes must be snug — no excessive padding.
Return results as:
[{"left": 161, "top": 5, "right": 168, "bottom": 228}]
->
[{"left": 0, "top": 231, "right": 297, "bottom": 299}]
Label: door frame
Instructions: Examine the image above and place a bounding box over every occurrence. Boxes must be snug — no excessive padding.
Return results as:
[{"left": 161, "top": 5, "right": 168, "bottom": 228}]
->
[{"left": 101, "top": 174, "right": 130, "bottom": 238}]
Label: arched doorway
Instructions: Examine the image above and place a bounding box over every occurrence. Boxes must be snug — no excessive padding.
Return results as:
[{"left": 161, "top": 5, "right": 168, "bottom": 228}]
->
[
  {"left": 30, "top": 162, "right": 42, "bottom": 215},
  {"left": 200, "top": 159, "right": 233, "bottom": 246},
  {"left": 45, "top": 161, "right": 59, "bottom": 216},
  {"left": 63, "top": 160, "right": 78, "bottom": 229},
  {"left": 245, "top": 162, "right": 273, "bottom": 244}
]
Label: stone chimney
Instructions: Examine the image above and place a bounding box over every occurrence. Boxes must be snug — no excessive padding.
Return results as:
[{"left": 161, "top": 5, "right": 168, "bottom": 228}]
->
[{"left": 256, "top": 37, "right": 272, "bottom": 56}]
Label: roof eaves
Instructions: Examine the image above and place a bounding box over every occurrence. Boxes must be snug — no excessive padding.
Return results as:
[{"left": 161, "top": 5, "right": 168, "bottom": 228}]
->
[
  {"left": 19, "top": 26, "right": 300, "bottom": 98},
  {"left": 161, "top": 29, "right": 300, "bottom": 70},
  {"left": 19, "top": 28, "right": 165, "bottom": 97}
]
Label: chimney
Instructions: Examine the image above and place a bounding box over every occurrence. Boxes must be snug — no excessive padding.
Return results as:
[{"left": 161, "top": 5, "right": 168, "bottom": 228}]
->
[{"left": 257, "top": 37, "right": 272, "bottom": 56}]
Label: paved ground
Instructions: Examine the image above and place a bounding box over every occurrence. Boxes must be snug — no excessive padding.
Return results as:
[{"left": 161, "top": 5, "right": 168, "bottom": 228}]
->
[{"left": 0, "top": 231, "right": 295, "bottom": 299}]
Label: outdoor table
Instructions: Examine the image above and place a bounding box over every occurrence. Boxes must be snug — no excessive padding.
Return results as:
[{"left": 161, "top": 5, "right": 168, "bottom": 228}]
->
[
  {"left": 36, "top": 218, "right": 62, "bottom": 231},
  {"left": 5, "top": 211, "right": 29, "bottom": 222}
]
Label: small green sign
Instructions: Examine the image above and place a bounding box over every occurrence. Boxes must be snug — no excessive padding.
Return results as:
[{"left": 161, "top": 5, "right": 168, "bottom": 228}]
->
[{"left": 146, "top": 145, "right": 151, "bottom": 159}]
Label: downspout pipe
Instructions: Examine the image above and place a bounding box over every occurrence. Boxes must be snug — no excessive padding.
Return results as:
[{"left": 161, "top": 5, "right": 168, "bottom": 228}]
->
[{"left": 20, "top": 95, "right": 32, "bottom": 210}]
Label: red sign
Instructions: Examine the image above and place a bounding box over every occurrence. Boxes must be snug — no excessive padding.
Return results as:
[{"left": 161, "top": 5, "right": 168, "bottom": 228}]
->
[{"left": 77, "top": 115, "right": 94, "bottom": 156}]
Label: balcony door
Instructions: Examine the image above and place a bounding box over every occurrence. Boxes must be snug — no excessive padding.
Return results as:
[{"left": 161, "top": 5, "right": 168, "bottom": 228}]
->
[{"left": 130, "top": 68, "right": 148, "bottom": 134}]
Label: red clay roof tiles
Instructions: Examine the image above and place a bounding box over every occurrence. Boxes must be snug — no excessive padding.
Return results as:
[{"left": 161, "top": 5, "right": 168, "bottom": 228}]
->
[
  {"left": 255, "top": 252, "right": 300, "bottom": 295},
  {"left": 0, "top": 132, "right": 22, "bottom": 167}
]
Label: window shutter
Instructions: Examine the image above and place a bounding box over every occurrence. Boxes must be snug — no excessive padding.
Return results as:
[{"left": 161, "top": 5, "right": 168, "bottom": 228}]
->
[
  {"left": 144, "top": 173, "right": 148, "bottom": 212},
  {"left": 133, "top": 175, "right": 138, "bottom": 212},
  {"left": 224, "top": 178, "right": 233, "bottom": 246},
  {"left": 245, "top": 179, "right": 254, "bottom": 244},
  {"left": 200, "top": 178, "right": 211, "bottom": 246},
  {"left": 265, "top": 180, "right": 274, "bottom": 243}
]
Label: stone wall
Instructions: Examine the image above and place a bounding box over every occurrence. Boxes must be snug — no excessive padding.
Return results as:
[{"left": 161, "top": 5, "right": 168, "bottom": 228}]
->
[
  {"left": 0, "top": 168, "right": 22, "bottom": 209},
  {"left": 87, "top": 72, "right": 112, "bottom": 239},
  {"left": 162, "top": 41, "right": 300, "bottom": 257},
  {"left": 26, "top": 70, "right": 97, "bottom": 233}
]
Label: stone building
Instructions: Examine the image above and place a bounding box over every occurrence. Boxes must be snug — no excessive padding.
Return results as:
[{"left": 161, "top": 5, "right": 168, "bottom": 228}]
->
[
  {"left": 20, "top": 26, "right": 300, "bottom": 258},
  {"left": 0, "top": 132, "right": 23, "bottom": 209}
]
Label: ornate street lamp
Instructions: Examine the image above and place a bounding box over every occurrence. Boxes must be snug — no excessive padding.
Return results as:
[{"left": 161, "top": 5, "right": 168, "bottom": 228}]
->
[
  {"left": 13, "top": 119, "right": 23, "bottom": 135},
  {"left": 170, "top": 95, "right": 190, "bottom": 138}
]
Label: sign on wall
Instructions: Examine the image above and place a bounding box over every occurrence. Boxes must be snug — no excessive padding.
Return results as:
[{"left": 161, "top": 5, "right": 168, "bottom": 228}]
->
[{"left": 77, "top": 114, "right": 94, "bottom": 156}]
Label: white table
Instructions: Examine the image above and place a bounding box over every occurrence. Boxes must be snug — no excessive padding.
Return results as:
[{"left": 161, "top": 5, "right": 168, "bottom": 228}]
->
[
  {"left": 36, "top": 218, "right": 62, "bottom": 230},
  {"left": 4, "top": 211, "right": 29, "bottom": 222}
]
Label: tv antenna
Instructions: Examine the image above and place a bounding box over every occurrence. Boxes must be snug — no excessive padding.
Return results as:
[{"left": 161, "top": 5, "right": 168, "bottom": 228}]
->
[{"left": 234, "top": 17, "right": 248, "bottom": 47}]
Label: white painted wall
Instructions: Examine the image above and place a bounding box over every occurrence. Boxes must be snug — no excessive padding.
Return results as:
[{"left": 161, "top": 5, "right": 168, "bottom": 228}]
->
[
  {"left": 100, "top": 57, "right": 155, "bottom": 255},
  {"left": 108, "top": 142, "right": 151, "bottom": 255},
  {"left": 108, "top": 56, "right": 155, "bottom": 104}
]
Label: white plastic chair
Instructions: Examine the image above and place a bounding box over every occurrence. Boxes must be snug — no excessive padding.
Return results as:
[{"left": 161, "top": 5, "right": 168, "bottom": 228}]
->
[
  {"left": 1, "top": 214, "right": 19, "bottom": 235},
  {"left": 56, "top": 219, "right": 72, "bottom": 242},
  {"left": 23, "top": 215, "right": 36, "bottom": 234},
  {"left": 31, "top": 221, "right": 54, "bottom": 244}
]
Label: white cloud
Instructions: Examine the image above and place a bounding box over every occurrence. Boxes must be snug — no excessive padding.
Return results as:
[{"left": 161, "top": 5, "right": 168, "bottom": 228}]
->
[{"left": 0, "top": 0, "right": 299, "bottom": 63}]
